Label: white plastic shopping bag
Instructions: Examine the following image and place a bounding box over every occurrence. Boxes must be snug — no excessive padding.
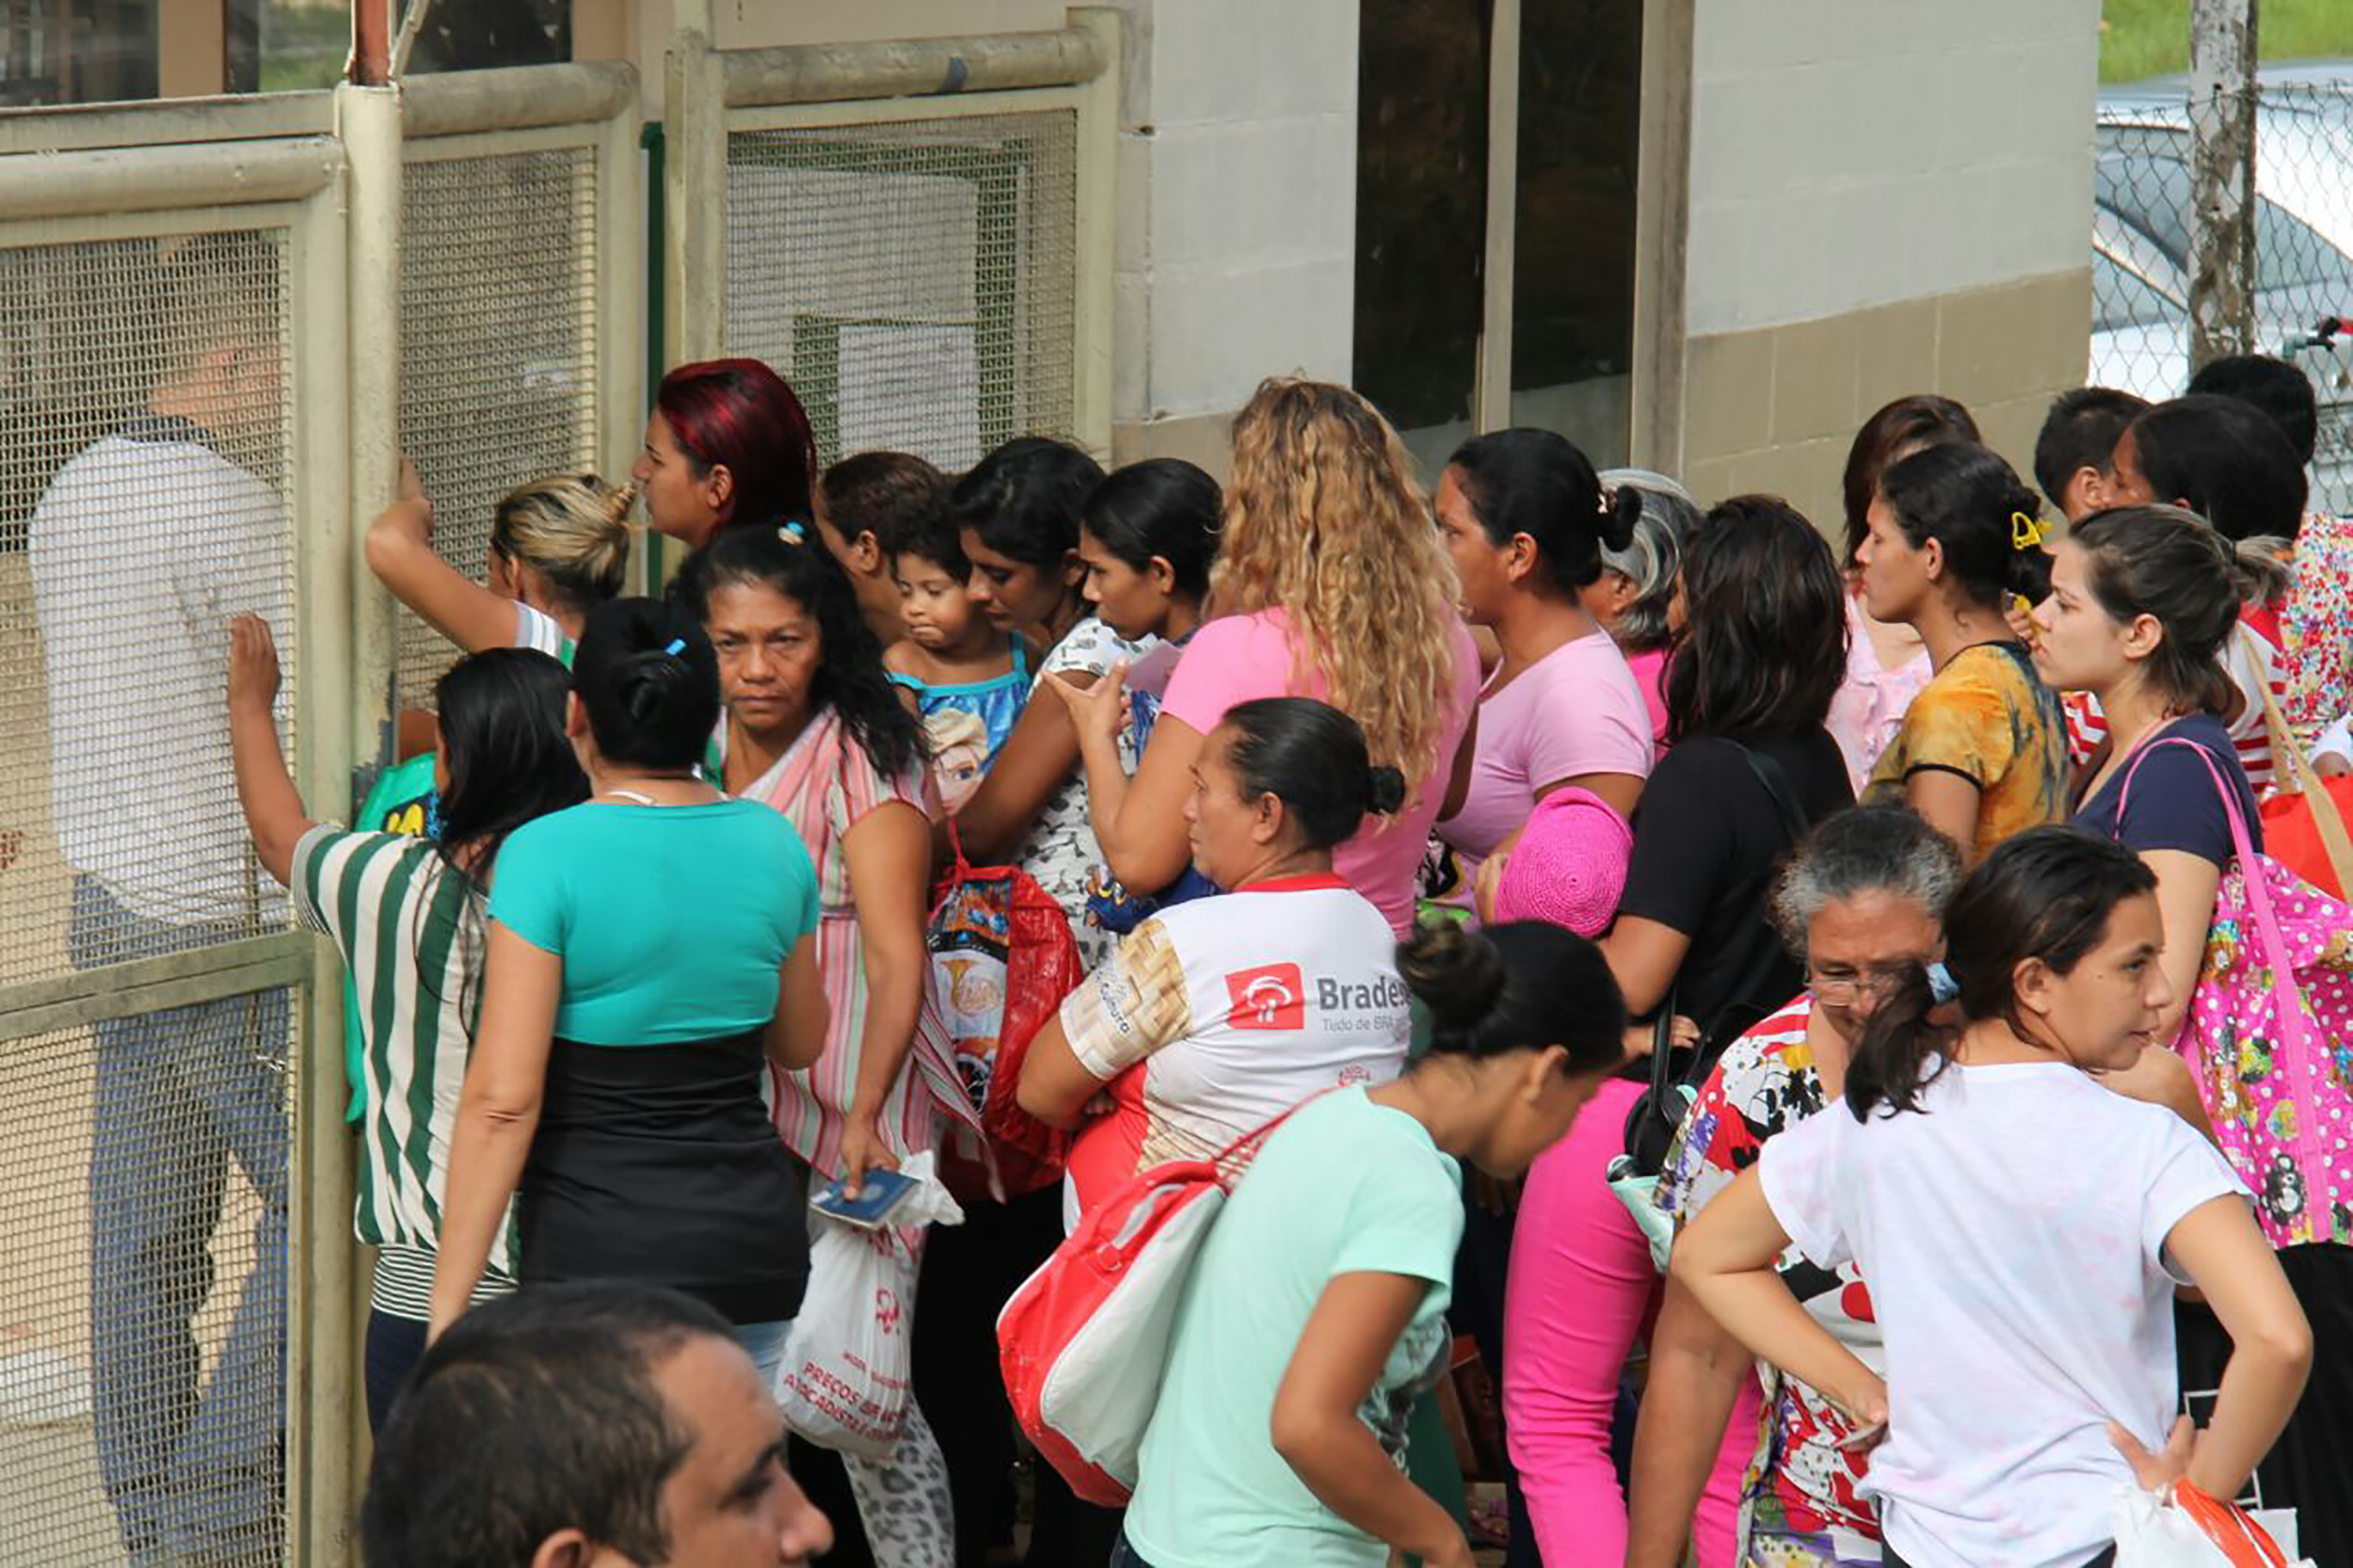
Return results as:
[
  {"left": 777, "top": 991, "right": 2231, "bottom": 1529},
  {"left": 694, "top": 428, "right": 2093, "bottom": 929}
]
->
[
  {"left": 777, "top": 1151, "right": 963, "bottom": 1460},
  {"left": 2111, "top": 1482, "right": 2312, "bottom": 1567}
]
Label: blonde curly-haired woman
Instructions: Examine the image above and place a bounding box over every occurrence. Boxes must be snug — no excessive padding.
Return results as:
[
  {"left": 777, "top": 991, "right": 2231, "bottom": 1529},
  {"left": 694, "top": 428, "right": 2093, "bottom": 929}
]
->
[{"left": 1053, "top": 376, "right": 1481, "bottom": 936}]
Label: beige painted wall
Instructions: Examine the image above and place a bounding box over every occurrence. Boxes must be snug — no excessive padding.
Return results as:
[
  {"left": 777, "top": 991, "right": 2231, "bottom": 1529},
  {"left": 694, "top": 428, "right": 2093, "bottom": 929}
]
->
[{"left": 1679, "top": 266, "right": 2092, "bottom": 536}]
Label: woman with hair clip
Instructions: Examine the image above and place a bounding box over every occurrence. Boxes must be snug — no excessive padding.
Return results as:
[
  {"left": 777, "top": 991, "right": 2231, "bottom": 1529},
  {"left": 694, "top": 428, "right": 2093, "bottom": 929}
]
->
[
  {"left": 1048, "top": 376, "right": 1481, "bottom": 940},
  {"left": 227, "top": 620, "right": 588, "bottom": 1430},
  {"left": 1018, "top": 696, "right": 1415, "bottom": 1222},
  {"left": 428, "top": 596, "right": 830, "bottom": 1348},
  {"left": 1590, "top": 468, "right": 1703, "bottom": 750},
  {"left": 2031, "top": 506, "right": 2261, "bottom": 1052},
  {"left": 1856, "top": 440, "right": 2070, "bottom": 861},
  {"left": 1625, "top": 807, "right": 1961, "bottom": 1568},
  {"left": 1510, "top": 497, "right": 1855, "bottom": 1566},
  {"left": 1827, "top": 396, "right": 1981, "bottom": 792},
  {"left": 1433, "top": 428, "right": 1655, "bottom": 896},
  {"left": 633, "top": 358, "right": 820, "bottom": 550},
  {"left": 1675, "top": 827, "right": 2311, "bottom": 1568},
  {"left": 2088, "top": 394, "right": 2309, "bottom": 794},
  {"left": 1112, "top": 920, "right": 1630, "bottom": 1568}
]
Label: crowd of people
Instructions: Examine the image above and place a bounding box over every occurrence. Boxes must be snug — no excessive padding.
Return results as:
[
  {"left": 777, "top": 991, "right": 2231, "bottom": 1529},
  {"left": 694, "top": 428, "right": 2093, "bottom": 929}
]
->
[{"left": 33, "top": 289, "right": 2353, "bottom": 1566}]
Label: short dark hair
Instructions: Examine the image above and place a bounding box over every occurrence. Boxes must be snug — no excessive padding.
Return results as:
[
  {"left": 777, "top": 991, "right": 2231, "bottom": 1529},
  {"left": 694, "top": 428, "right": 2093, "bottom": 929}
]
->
[
  {"left": 1878, "top": 440, "right": 2053, "bottom": 609},
  {"left": 1665, "top": 496, "right": 1849, "bottom": 743},
  {"left": 2032, "top": 387, "right": 2149, "bottom": 511},
  {"left": 2186, "top": 353, "right": 2318, "bottom": 465},
  {"left": 948, "top": 436, "right": 1106, "bottom": 566},
  {"left": 360, "top": 1283, "right": 737, "bottom": 1568},
  {"left": 818, "top": 451, "right": 949, "bottom": 548},
  {"left": 569, "top": 597, "right": 723, "bottom": 771},
  {"left": 872, "top": 494, "right": 970, "bottom": 582},
  {"left": 1838, "top": 394, "right": 1980, "bottom": 568},
  {"left": 2126, "top": 394, "right": 2309, "bottom": 545}
]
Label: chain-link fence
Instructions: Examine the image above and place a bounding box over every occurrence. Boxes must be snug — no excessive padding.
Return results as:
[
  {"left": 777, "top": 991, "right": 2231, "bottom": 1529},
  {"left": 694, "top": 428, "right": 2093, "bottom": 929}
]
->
[
  {"left": 725, "top": 110, "right": 1081, "bottom": 473},
  {"left": 2093, "top": 84, "right": 2353, "bottom": 518}
]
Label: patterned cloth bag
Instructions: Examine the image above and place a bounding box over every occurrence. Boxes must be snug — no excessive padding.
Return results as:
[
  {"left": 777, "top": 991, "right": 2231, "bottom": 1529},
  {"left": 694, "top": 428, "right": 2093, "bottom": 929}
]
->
[{"left": 2116, "top": 737, "right": 2353, "bottom": 1245}]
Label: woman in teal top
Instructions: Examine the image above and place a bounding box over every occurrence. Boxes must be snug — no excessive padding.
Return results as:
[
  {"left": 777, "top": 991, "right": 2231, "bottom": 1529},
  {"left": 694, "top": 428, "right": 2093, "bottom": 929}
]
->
[
  {"left": 430, "top": 598, "right": 830, "bottom": 1350},
  {"left": 1116, "top": 922, "right": 1627, "bottom": 1568}
]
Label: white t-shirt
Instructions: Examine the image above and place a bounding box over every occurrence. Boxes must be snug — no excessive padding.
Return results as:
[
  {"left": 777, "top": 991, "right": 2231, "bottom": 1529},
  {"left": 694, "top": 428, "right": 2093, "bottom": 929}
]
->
[
  {"left": 29, "top": 424, "right": 291, "bottom": 924},
  {"left": 1056, "top": 874, "right": 1412, "bottom": 1230},
  {"left": 1759, "top": 1063, "right": 2245, "bottom": 1568}
]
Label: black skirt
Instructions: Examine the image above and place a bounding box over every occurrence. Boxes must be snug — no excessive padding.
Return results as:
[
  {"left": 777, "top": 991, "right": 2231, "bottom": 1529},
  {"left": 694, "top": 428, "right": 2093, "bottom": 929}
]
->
[{"left": 518, "top": 1031, "right": 808, "bottom": 1324}]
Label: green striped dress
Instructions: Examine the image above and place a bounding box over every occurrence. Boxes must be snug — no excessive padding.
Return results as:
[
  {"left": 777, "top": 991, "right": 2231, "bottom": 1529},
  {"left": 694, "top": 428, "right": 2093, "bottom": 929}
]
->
[{"left": 294, "top": 824, "right": 516, "bottom": 1320}]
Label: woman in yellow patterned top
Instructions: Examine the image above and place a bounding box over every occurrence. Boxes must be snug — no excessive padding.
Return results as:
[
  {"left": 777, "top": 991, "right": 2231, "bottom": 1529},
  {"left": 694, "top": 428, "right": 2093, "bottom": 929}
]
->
[{"left": 1856, "top": 441, "right": 2069, "bottom": 863}]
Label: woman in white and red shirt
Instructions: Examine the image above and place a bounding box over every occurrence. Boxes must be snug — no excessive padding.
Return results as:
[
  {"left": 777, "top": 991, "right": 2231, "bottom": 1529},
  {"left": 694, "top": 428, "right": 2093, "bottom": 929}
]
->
[{"left": 1018, "top": 696, "right": 1415, "bottom": 1226}]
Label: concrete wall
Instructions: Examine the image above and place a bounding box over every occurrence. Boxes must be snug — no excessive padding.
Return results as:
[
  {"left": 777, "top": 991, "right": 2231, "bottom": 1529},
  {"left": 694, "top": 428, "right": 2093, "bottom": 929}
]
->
[
  {"left": 1673, "top": 0, "right": 2101, "bottom": 531},
  {"left": 1100, "top": 0, "right": 1359, "bottom": 470}
]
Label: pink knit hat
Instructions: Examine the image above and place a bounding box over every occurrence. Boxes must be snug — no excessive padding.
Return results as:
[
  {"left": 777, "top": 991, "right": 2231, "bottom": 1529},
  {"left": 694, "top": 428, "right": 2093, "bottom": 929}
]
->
[{"left": 1491, "top": 787, "right": 1632, "bottom": 937}]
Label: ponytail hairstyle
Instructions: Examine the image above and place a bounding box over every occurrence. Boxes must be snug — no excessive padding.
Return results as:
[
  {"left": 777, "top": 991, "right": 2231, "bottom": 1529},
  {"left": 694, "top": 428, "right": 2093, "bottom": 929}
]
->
[
  {"left": 568, "top": 598, "right": 722, "bottom": 772},
  {"left": 668, "top": 522, "right": 927, "bottom": 780},
  {"left": 1840, "top": 393, "right": 1981, "bottom": 568},
  {"left": 655, "top": 359, "right": 818, "bottom": 533},
  {"left": 1876, "top": 440, "right": 2055, "bottom": 609},
  {"left": 1397, "top": 921, "right": 1626, "bottom": 1076},
  {"left": 1446, "top": 427, "right": 1642, "bottom": 594},
  {"left": 2067, "top": 505, "right": 2243, "bottom": 716},
  {"left": 432, "top": 647, "right": 590, "bottom": 887},
  {"left": 1217, "top": 696, "right": 1407, "bottom": 853},
  {"left": 1080, "top": 457, "right": 1223, "bottom": 600},
  {"left": 1846, "top": 826, "right": 2154, "bottom": 1120},
  {"left": 949, "top": 436, "right": 1107, "bottom": 567},
  {"left": 489, "top": 473, "right": 636, "bottom": 618}
]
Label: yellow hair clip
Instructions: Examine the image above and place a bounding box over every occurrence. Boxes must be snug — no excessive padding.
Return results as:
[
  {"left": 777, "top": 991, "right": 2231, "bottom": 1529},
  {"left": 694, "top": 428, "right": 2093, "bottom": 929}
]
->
[{"left": 2009, "top": 511, "right": 2049, "bottom": 552}]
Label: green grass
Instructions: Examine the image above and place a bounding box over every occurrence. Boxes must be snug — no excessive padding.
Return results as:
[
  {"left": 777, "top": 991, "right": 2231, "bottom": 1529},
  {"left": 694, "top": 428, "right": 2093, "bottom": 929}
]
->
[{"left": 2102, "top": 0, "right": 2353, "bottom": 84}]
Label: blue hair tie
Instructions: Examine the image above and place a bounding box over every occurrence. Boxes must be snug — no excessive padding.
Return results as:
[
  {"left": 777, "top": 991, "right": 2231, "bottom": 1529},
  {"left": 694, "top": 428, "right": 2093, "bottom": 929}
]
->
[
  {"left": 779, "top": 520, "right": 806, "bottom": 545},
  {"left": 664, "top": 638, "right": 686, "bottom": 656},
  {"left": 1926, "top": 962, "right": 1960, "bottom": 1005}
]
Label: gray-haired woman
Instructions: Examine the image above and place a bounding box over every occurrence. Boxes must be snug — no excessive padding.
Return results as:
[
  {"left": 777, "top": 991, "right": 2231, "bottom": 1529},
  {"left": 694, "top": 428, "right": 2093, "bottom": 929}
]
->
[
  {"left": 1625, "top": 806, "right": 1958, "bottom": 1568},
  {"left": 1589, "top": 468, "right": 1701, "bottom": 749}
]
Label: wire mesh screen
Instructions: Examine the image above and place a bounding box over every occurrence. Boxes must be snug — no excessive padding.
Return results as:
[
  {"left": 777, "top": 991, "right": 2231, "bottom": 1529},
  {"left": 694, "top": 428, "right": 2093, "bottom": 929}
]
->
[
  {"left": 726, "top": 109, "right": 1080, "bottom": 472},
  {"left": 0, "top": 992, "right": 295, "bottom": 1565},
  {"left": 396, "top": 145, "right": 600, "bottom": 709},
  {"left": 2093, "top": 87, "right": 2353, "bottom": 518},
  {"left": 0, "top": 231, "right": 296, "bottom": 993}
]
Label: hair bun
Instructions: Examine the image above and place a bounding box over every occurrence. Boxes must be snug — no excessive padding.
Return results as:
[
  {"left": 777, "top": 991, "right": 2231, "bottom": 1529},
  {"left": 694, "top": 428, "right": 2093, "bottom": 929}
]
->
[
  {"left": 1396, "top": 923, "right": 1506, "bottom": 1035},
  {"left": 1364, "top": 764, "right": 1407, "bottom": 816},
  {"left": 1599, "top": 483, "right": 1642, "bottom": 554}
]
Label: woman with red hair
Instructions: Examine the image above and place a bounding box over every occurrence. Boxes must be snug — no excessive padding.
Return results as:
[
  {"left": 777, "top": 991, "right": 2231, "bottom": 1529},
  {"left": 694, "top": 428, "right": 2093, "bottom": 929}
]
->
[{"left": 634, "top": 358, "right": 819, "bottom": 549}]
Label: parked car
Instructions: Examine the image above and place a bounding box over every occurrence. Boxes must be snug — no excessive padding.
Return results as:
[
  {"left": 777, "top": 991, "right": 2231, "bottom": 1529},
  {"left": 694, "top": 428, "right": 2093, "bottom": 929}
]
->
[{"left": 2093, "top": 78, "right": 2353, "bottom": 516}]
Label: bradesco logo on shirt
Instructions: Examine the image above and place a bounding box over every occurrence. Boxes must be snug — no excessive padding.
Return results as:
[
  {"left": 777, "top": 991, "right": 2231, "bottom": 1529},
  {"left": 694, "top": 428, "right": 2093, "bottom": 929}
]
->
[
  {"left": 1226, "top": 963, "right": 1306, "bottom": 1031},
  {"left": 1225, "top": 963, "right": 1410, "bottom": 1031}
]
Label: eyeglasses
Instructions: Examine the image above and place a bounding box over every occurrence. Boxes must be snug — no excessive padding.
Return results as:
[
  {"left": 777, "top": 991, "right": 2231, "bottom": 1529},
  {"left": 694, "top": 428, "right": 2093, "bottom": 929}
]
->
[{"left": 1807, "top": 965, "right": 1913, "bottom": 1007}]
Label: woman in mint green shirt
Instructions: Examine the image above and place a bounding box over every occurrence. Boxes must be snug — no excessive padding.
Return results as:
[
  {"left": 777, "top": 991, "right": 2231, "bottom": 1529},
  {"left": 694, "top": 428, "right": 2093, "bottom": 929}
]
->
[{"left": 1117, "top": 921, "right": 1629, "bottom": 1568}]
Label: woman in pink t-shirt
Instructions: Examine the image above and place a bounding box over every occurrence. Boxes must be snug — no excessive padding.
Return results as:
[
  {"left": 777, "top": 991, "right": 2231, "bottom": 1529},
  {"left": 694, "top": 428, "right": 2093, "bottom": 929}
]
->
[
  {"left": 1435, "top": 429, "right": 1657, "bottom": 896},
  {"left": 1052, "top": 377, "right": 1479, "bottom": 936}
]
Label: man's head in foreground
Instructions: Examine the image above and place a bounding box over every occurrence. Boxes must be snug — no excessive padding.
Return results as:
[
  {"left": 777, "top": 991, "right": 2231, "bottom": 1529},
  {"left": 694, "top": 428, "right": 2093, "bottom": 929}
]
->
[{"left": 360, "top": 1282, "right": 833, "bottom": 1567}]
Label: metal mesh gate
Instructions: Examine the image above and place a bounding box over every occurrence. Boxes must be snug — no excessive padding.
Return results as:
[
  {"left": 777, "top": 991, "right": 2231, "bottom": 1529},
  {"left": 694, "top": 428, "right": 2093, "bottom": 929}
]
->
[
  {"left": 725, "top": 110, "right": 1080, "bottom": 472},
  {"left": 396, "top": 142, "right": 602, "bottom": 709},
  {"left": 0, "top": 221, "right": 300, "bottom": 1565},
  {"left": 0, "top": 997, "right": 296, "bottom": 1566}
]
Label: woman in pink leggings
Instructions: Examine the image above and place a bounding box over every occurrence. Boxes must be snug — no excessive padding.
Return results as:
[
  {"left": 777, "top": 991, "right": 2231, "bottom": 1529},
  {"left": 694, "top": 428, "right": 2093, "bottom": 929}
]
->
[{"left": 1507, "top": 499, "right": 1856, "bottom": 1563}]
